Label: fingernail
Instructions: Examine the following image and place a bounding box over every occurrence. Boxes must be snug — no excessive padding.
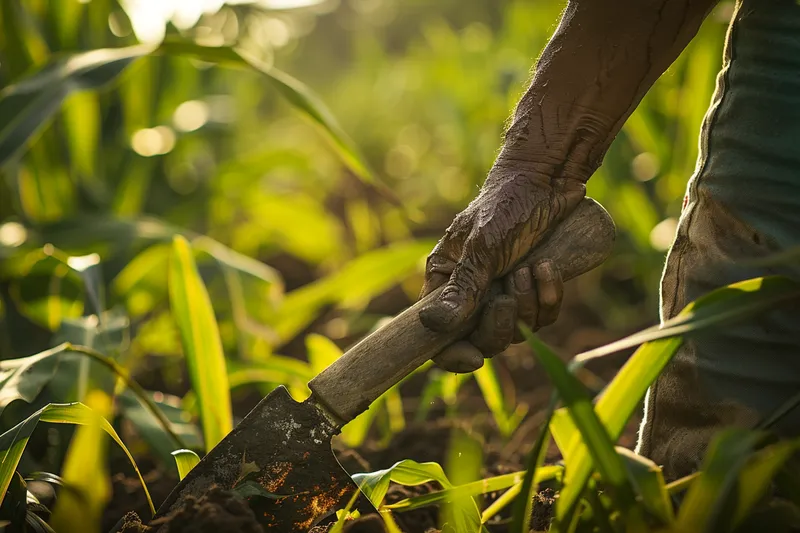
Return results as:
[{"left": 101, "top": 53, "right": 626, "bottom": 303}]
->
[
  {"left": 514, "top": 267, "right": 532, "bottom": 292},
  {"left": 536, "top": 260, "right": 557, "bottom": 282}
]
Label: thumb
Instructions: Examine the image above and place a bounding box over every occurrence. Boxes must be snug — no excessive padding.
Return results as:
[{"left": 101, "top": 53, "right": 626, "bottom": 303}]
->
[{"left": 419, "top": 237, "right": 494, "bottom": 332}]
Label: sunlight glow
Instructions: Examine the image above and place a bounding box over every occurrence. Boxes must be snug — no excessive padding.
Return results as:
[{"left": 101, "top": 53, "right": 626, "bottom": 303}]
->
[
  {"left": 650, "top": 217, "right": 678, "bottom": 251},
  {"left": 173, "top": 100, "right": 210, "bottom": 132},
  {"left": 0, "top": 222, "right": 27, "bottom": 248},
  {"left": 67, "top": 253, "right": 101, "bottom": 272},
  {"left": 131, "top": 126, "right": 177, "bottom": 156},
  {"left": 121, "top": 0, "right": 325, "bottom": 44}
]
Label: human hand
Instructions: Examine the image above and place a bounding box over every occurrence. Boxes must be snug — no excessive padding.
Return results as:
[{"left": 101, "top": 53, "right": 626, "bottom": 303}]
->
[{"left": 419, "top": 158, "right": 587, "bottom": 373}]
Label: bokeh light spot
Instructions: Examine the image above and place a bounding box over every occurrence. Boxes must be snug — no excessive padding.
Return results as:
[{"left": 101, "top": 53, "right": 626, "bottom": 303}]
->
[
  {"left": 631, "top": 152, "right": 660, "bottom": 182},
  {"left": 131, "top": 126, "right": 176, "bottom": 157},
  {"left": 67, "top": 253, "right": 101, "bottom": 272},
  {"left": 173, "top": 100, "right": 210, "bottom": 132},
  {"left": 0, "top": 222, "right": 27, "bottom": 247},
  {"left": 650, "top": 217, "right": 678, "bottom": 251}
]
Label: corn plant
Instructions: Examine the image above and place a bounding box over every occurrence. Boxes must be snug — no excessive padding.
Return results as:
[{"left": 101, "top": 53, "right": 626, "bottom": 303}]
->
[{"left": 348, "top": 276, "right": 800, "bottom": 533}]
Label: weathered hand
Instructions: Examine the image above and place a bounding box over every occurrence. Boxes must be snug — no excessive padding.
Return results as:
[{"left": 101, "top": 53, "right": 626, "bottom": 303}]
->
[{"left": 419, "top": 158, "right": 587, "bottom": 372}]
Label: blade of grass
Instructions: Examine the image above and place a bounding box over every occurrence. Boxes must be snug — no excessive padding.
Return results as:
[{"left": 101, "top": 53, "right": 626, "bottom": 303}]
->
[
  {"left": 572, "top": 276, "right": 800, "bottom": 367},
  {"left": 474, "top": 359, "right": 527, "bottom": 438},
  {"left": 49, "top": 391, "right": 113, "bottom": 532},
  {"left": 155, "top": 40, "right": 378, "bottom": 188},
  {"left": 386, "top": 467, "right": 563, "bottom": 512},
  {"left": 0, "top": 402, "right": 153, "bottom": 514},
  {"left": 0, "top": 41, "right": 385, "bottom": 206},
  {"left": 0, "top": 45, "right": 149, "bottom": 167},
  {"left": 351, "top": 459, "right": 482, "bottom": 532},
  {"left": 729, "top": 438, "right": 800, "bottom": 529},
  {"left": 0, "top": 342, "right": 186, "bottom": 450},
  {"left": 616, "top": 447, "right": 674, "bottom": 525},
  {"left": 169, "top": 235, "right": 232, "bottom": 451},
  {"left": 511, "top": 395, "right": 556, "bottom": 533},
  {"left": 675, "top": 429, "right": 767, "bottom": 531},
  {"left": 481, "top": 483, "right": 522, "bottom": 524},
  {"left": 171, "top": 449, "right": 201, "bottom": 481},
  {"left": 330, "top": 484, "right": 362, "bottom": 533},
  {"left": 520, "top": 328, "right": 638, "bottom": 520},
  {"left": 555, "top": 276, "right": 799, "bottom": 522}
]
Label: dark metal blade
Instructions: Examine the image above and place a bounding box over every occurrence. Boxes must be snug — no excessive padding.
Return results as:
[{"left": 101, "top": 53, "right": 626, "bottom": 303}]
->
[{"left": 152, "top": 386, "right": 358, "bottom": 531}]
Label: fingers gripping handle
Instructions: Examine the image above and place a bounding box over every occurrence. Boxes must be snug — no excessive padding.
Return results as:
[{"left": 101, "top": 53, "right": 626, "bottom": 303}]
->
[{"left": 308, "top": 198, "right": 615, "bottom": 424}]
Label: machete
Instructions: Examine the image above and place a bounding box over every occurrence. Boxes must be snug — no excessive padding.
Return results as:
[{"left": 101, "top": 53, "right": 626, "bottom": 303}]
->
[{"left": 151, "top": 197, "right": 615, "bottom": 531}]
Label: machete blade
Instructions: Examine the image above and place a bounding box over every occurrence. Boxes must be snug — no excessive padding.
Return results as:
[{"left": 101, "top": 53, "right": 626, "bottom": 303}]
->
[{"left": 153, "top": 386, "right": 359, "bottom": 531}]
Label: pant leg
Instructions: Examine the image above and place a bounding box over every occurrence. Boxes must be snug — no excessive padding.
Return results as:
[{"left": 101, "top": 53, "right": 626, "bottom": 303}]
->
[{"left": 636, "top": 0, "right": 800, "bottom": 481}]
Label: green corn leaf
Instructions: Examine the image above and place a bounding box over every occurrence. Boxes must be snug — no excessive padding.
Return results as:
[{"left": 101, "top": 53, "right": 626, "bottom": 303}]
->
[
  {"left": 272, "top": 240, "right": 433, "bottom": 345},
  {"left": 0, "top": 344, "right": 62, "bottom": 409},
  {"left": 227, "top": 356, "right": 315, "bottom": 391},
  {"left": 675, "top": 429, "right": 768, "bottom": 531},
  {"left": 0, "top": 402, "right": 153, "bottom": 514},
  {"left": 616, "top": 447, "right": 674, "bottom": 525},
  {"left": 549, "top": 407, "right": 578, "bottom": 463},
  {"left": 572, "top": 276, "right": 800, "bottom": 367},
  {"left": 61, "top": 91, "right": 100, "bottom": 182},
  {"left": 306, "top": 333, "right": 342, "bottom": 374},
  {"left": 554, "top": 276, "right": 800, "bottom": 522},
  {"left": 352, "top": 460, "right": 453, "bottom": 508},
  {"left": 730, "top": 439, "right": 800, "bottom": 529},
  {"left": 118, "top": 389, "right": 202, "bottom": 467},
  {"left": 0, "top": 45, "right": 149, "bottom": 167},
  {"left": 511, "top": 397, "right": 555, "bottom": 533},
  {"left": 520, "top": 328, "right": 638, "bottom": 521},
  {"left": 169, "top": 235, "right": 232, "bottom": 451},
  {"left": 156, "top": 40, "right": 377, "bottom": 186},
  {"left": 171, "top": 449, "right": 201, "bottom": 481},
  {"left": 0, "top": 343, "right": 186, "bottom": 452},
  {"left": 351, "top": 459, "right": 482, "bottom": 532},
  {"left": 385, "top": 466, "right": 562, "bottom": 512},
  {"left": 481, "top": 483, "right": 522, "bottom": 524},
  {"left": 49, "top": 391, "right": 113, "bottom": 532},
  {"left": 330, "top": 484, "right": 363, "bottom": 533},
  {"left": 474, "top": 359, "right": 527, "bottom": 438},
  {"left": 0, "top": 40, "right": 378, "bottom": 194}
]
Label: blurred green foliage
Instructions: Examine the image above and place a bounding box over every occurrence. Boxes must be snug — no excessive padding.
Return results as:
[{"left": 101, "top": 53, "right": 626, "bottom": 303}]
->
[
  {"left": 3, "top": 2, "right": 799, "bottom": 532},
  {"left": 0, "top": 0, "right": 732, "bottom": 365}
]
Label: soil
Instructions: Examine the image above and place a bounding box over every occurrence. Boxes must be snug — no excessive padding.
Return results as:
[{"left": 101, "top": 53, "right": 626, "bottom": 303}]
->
[{"left": 97, "top": 280, "right": 645, "bottom": 533}]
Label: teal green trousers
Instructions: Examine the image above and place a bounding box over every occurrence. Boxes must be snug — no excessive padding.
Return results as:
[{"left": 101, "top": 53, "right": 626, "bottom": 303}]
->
[{"left": 636, "top": 0, "right": 800, "bottom": 480}]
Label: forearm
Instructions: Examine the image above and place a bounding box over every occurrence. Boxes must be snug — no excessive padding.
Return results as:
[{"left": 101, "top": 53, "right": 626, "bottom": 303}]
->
[{"left": 499, "top": 0, "right": 719, "bottom": 182}]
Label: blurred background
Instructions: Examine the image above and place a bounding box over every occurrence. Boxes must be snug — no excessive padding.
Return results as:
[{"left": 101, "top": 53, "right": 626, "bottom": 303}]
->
[{"left": 0, "top": 0, "right": 735, "bottom": 512}]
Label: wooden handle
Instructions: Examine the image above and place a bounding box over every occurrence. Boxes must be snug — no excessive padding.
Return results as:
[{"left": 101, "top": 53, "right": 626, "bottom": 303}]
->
[{"left": 308, "top": 197, "right": 615, "bottom": 423}]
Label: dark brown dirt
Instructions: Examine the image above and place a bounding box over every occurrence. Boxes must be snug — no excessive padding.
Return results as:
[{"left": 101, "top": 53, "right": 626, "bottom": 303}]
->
[
  {"left": 102, "top": 456, "right": 178, "bottom": 533},
  {"left": 100, "top": 278, "right": 645, "bottom": 533},
  {"left": 149, "top": 487, "right": 264, "bottom": 533}
]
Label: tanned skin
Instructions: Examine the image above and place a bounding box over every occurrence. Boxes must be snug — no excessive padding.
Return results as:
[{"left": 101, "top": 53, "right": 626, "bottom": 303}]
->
[{"left": 422, "top": 0, "right": 720, "bottom": 372}]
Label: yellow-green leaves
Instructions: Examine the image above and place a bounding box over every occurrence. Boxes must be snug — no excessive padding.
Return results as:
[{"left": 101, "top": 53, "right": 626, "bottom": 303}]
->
[
  {"left": 0, "top": 402, "right": 153, "bottom": 514},
  {"left": 172, "top": 449, "right": 201, "bottom": 481},
  {"left": 169, "top": 235, "right": 232, "bottom": 451},
  {"left": 473, "top": 359, "right": 527, "bottom": 437},
  {"left": 49, "top": 391, "right": 114, "bottom": 533},
  {"left": 551, "top": 276, "right": 800, "bottom": 524},
  {"left": 521, "top": 329, "right": 639, "bottom": 524},
  {"left": 0, "top": 40, "right": 378, "bottom": 195},
  {"left": 352, "top": 459, "right": 482, "bottom": 533}
]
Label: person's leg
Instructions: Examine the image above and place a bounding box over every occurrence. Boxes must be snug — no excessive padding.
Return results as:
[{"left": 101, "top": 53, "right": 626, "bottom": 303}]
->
[{"left": 636, "top": 0, "right": 800, "bottom": 481}]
